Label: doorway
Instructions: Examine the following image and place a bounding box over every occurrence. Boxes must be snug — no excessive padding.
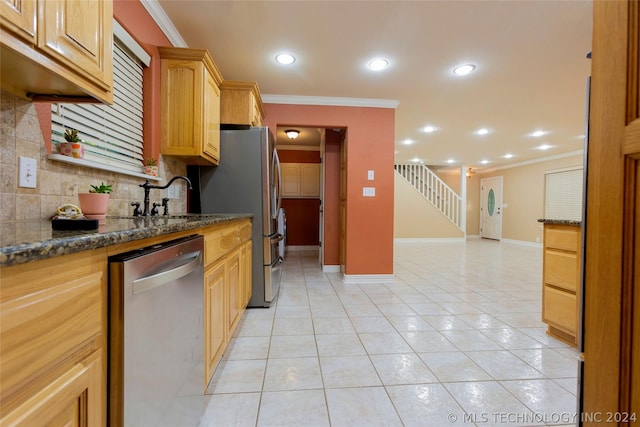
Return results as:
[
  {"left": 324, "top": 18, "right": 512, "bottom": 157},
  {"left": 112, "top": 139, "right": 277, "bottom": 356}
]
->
[{"left": 480, "top": 176, "right": 503, "bottom": 240}]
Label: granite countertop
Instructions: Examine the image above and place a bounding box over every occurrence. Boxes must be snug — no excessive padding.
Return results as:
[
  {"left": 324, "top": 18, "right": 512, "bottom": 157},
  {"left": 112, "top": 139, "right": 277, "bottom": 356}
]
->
[
  {"left": 537, "top": 218, "right": 582, "bottom": 226},
  {"left": 0, "top": 214, "right": 252, "bottom": 267}
]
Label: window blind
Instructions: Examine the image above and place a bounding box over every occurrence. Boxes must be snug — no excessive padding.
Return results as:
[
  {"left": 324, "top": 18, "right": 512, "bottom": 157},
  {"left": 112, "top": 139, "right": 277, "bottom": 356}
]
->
[
  {"left": 51, "top": 24, "right": 148, "bottom": 175},
  {"left": 544, "top": 168, "right": 584, "bottom": 221}
]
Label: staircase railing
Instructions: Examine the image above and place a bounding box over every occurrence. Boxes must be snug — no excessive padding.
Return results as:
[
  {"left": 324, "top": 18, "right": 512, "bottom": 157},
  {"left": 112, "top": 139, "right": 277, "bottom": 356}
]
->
[{"left": 395, "top": 163, "right": 462, "bottom": 229}]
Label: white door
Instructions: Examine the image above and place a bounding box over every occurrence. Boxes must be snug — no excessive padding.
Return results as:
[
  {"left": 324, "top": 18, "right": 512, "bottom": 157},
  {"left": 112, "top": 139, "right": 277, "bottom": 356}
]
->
[{"left": 480, "top": 176, "right": 503, "bottom": 240}]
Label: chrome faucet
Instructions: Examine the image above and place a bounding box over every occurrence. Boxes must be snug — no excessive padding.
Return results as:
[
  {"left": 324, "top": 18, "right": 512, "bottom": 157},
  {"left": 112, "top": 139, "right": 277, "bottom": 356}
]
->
[{"left": 139, "top": 176, "right": 192, "bottom": 216}]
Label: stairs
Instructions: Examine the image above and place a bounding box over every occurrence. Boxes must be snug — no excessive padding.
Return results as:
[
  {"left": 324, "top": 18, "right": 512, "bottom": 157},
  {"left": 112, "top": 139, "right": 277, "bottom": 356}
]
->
[{"left": 394, "top": 164, "right": 463, "bottom": 230}]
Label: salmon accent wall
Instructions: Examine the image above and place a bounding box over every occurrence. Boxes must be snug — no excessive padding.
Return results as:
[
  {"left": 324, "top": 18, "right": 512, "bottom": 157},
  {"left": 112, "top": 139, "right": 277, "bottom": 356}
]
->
[
  {"left": 264, "top": 104, "right": 395, "bottom": 275},
  {"left": 114, "top": 0, "right": 172, "bottom": 161},
  {"left": 278, "top": 150, "right": 320, "bottom": 163}
]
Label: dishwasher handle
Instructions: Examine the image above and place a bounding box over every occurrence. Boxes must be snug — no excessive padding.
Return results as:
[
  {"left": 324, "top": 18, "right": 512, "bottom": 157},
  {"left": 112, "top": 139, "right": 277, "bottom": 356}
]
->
[{"left": 132, "top": 251, "right": 202, "bottom": 295}]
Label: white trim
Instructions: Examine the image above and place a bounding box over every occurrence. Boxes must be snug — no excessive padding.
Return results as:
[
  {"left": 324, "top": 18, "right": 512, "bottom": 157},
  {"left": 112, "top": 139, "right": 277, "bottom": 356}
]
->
[
  {"left": 322, "top": 265, "right": 340, "bottom": 273},
  {"left": 544, "top": 165, "right": 583, "bottom": 175},
  {"left": 342, "top": 274, "right": 395, "bottom": 284},
  {"left": 286, "top": 245, "right": 319, "bottom": 252},
  {"left": 262, "top": 94, "right": 400, "bottom": 109},
  {"left": 48, "top": 154, "right": 162, "bottom": 181},
  {"left": 113, "top": 20, "right": 151, "bottom": 66},
  {"left": 394, "top": 238, "right": 465, "bottom": 243},
  {"left": 500, "top": 238, "right": 543, "bottom": 248},
  {"left": 481, "top": 150, "right": 583, "bottom": 174},
  {"left": 140, "top": 0, "right": 187, "bottom": 47}
]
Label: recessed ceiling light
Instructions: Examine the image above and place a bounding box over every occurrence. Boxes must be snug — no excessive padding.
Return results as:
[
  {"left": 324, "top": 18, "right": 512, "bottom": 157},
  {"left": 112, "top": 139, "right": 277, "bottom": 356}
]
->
[
  {"left": 423, "top": 126, "right": 436, "bottom": 133},
  {"left": 275, "top": 53, "right": 296, "bottom": 65},
  {"left": 446, "top": 159, "right": 455, "bottom": 164},
  {"left": 411, "top": 157, "right": 422, "bottom": 163},
  {"left": 537, "top": 144, "right": 552, "bottom": 150},
  {"left": 452, "top": 63, "right": 476, "bottom": 76},
  {"left": 402, "top": 139, "right": 414, "bottom": 145},
  {"left": 476, "top": 128, "right": 490, "bottom": 135},
  {"left": 504, "top": 153, "right": 514, "bottom": 159},
  {"left": 367, "top": 57, "right": 390, "bottom": 71},
  {"left": 481, "top": 160, "right": 489, "bottom": 164},
  {"left": 531, "top": 130, "right": 545, "bottom": 137}
]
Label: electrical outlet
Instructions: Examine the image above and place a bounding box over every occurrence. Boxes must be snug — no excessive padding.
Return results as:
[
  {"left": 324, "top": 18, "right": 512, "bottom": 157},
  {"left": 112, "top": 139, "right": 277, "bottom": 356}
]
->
[
  {"left": 167, "top": 186, "right": 176, "bottom": 199},
  {"left": 363, "top": 187, "right": 375, "bottom": 197},
  {"left": 18, "top": 156, "right": 37, "bottom": 188}
]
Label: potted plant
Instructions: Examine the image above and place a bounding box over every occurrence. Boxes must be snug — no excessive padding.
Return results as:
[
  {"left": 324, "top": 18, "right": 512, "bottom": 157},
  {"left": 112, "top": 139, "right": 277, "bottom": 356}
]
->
[
  {"left": 78, "top": 182, "right": 112, "bottom": 220},
  {"left": 143, "top": 158, "right": 159, "bottom": 177},
  {"left": 60, "top": 129, "right": 84, "bottom": 159}
]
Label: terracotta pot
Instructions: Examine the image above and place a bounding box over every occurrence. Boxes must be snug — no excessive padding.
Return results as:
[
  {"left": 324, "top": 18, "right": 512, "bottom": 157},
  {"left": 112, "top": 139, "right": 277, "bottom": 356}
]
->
[
  {"left": 144, "top": 165, "right": 159, "bottom": 177},
  {"left": 78, "top": 193, "right": 110, "bottom": 216}
]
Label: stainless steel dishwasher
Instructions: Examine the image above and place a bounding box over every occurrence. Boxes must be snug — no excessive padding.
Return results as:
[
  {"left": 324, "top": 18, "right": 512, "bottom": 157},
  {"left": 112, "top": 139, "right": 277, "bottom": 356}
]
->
[{"left": 108, "top": 234, "right": 208, "bottom": 427}]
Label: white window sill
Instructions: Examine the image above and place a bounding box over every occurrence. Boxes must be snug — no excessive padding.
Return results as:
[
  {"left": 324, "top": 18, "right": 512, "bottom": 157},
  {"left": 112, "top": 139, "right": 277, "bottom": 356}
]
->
[{"left": 48, "top": 154, "right": 162, "bottom": 182}]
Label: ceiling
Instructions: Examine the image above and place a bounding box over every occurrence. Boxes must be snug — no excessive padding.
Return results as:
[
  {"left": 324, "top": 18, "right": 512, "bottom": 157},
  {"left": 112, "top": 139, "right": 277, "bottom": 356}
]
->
[{"left": 155, "top": 0, "right": 593, "bottom": 172}]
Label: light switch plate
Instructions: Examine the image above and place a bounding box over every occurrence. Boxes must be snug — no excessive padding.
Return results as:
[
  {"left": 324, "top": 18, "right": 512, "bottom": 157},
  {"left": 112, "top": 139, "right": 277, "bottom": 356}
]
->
[
  {"left": 367, "top": 170, "right": 375, "bottom": 180},
  {"left": 363, "top": 187, "right": 375, "bottom": 197},
  {"left": 18, "top": 156, "right": 37, "bottom": 188}
]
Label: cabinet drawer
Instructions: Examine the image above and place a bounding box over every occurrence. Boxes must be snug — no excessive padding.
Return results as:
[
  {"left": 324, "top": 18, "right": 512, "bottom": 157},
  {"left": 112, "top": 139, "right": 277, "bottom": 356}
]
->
[
  {"left": 544, "top": 249, "right": 578, "bottom": 292},
  {"left": 205, "top": 224, "right": 241, "bottom": 265},
  {"left": 543, "top": 285, "right": 577, "bottom": 335},
  {"left": 544, "top": 225, "right": 579, "bottom": 251}
]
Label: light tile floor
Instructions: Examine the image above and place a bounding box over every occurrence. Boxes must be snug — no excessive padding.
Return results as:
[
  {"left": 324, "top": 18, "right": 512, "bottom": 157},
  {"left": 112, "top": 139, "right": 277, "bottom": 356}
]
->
[{"left": 199, "top": 240, "right": 580, "bottom": 427}]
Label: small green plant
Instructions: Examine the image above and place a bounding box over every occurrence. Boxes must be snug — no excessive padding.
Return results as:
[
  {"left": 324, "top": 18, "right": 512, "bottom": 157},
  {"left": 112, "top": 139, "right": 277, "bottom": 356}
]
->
[
  {"left": 144, "top": 157, "right": 158, "bottom": 166},
  {"left": 89, "top": 182, "right": 112, "bottom": 194},
  {"left": 64, "top": 128, "right": 81, "bottom": 142}
]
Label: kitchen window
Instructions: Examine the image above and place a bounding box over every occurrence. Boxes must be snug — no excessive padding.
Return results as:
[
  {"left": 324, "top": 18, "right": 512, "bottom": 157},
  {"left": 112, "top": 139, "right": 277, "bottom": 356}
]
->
[
  {"left": 544, "top": 166, "right": 584, "bottom": 221},
  {"left": 48, "top": 20, "right": 155, "bottom": 179}
]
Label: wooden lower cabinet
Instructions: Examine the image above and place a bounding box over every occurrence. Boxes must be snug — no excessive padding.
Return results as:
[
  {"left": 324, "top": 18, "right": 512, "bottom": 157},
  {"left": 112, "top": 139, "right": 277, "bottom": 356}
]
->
[
  {"left": 203, "top": 219, "right": 252, "bottom": 387},
  {"left": 541, "top": 223, "right": 581, "bottom": 345},
  {"left": 0, "top": 249, "right": 107, "bottom": 426}
]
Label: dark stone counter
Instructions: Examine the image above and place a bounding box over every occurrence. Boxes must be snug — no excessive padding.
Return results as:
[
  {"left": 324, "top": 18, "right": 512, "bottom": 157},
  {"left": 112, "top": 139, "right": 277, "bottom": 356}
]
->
[
  {"left": 537, "top": 219, "right": 581, "bottom": 226},
  {"left": 0, "top": 214, "right": 252, "bottom": 267}
]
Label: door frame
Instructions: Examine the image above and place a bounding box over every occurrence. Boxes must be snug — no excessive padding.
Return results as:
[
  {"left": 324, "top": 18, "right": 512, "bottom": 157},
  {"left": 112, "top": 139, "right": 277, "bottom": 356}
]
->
[{"left": 479, "top": 176, "right": 503, "bottom": 240}]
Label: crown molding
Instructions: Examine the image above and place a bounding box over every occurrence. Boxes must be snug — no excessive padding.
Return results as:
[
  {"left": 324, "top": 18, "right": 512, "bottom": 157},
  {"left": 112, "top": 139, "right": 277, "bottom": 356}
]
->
[
  {"left": 481, "top": 150, "right": 584, "bottom": 173},
  {"left": 262, "top": 94, "right": 400, "bottom": 109},
  {"left": 140, "top": 0, "right": 187, "bottom": 47}
]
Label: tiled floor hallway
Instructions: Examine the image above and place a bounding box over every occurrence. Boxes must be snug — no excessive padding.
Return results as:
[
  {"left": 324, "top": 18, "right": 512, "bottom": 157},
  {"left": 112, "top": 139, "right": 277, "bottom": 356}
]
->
[{"left": 199, "top": 239, "right": 580, "bottom": 427}]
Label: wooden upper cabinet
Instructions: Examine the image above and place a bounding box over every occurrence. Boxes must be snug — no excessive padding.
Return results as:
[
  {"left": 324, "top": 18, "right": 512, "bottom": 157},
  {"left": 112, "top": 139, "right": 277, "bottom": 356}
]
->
[
  {"left": 220, "top": 80, "right": 265, "bottom": 127},
  {"left": 159, "top": 47, "right": 223, "bottom": 166},
  {"left": 0, "top": 0, "right": 113, "bottom": 103}
]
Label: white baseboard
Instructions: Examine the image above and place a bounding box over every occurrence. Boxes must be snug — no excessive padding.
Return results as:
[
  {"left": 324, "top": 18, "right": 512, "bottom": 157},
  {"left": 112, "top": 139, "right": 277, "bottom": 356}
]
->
[
  {"left": 466, "top": 235, "right": 480, "bottom": 239},
  {"left": 500, "top": 238, "right": 543, "bottom": 248},
  {"left": 286, "top": 245, "right": 319, "bottom": 252},
  {"left": 342, "top": 274, "right": 395, "bottom": 284},
  {"left": 394, "top": 237, "right": 465, "bottom": 243},
  {"left": 322, "top": 265, "right": 340, "bottom": 273}
]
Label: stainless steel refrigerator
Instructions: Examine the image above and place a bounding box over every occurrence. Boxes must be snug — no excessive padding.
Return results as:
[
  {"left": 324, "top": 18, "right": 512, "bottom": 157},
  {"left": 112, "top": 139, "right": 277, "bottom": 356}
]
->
[{"left": 188, "top": 126, "right": 282, "bottom": 307}]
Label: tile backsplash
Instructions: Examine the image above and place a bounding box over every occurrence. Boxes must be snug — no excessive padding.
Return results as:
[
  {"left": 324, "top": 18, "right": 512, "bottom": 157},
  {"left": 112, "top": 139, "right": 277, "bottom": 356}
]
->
[{"left": 0, "top": 90, "right": 188, "bottom": 221}]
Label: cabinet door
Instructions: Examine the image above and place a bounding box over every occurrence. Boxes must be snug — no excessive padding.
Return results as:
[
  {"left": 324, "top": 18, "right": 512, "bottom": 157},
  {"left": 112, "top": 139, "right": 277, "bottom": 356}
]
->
[
  {"left": 39, "top": 0, "right": 112, "bottom": 91},
  {"left": 300, "top": 164, "right": 320, "bottom": 197},
  {"left": 161, "top": 59, "right": 203, "bottom": 158},
  {"left": 282, "top": 164, "right": 301, "bottom": 197},
  {"left": 204, "top": 262, "right": 226, "bottom": 385},
  {"left": 1, "top": 351, "right": 103, "bottom": 427},
  {"left": 227, "top": 249, "right": 241, "bottom": 337},
  {"left": 241, "top": 241, "right": 253, "bottom": 306},
  {"left": 1, "top": 0, "right": 36, "bottom": 45},
  {"left": 203, "top": 68, "right": 220, "bottom": 163}
]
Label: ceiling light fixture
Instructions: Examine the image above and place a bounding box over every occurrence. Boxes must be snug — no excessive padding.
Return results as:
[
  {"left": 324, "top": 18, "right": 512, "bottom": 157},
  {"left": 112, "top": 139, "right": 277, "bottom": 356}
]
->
[
  {"left": 402, "top": 139, "right": 414, "bottom": 145},
  {"left": 537, "top": 144, "right": 552, "bottom": 150},
  {"left": 481, "top": 160, "right": 489, "bottom": 165},
  {"left": 367, "top": 57, "right": 390, "bottom": 71},
  {"left": 285, "top": 129, "right": 300, "bottom": 140},
  {"left": 452, "top": 63, "right": 476, "bottom": 76},
  {"left": 476, "top": 128, "right": 490, "bottom": 135},
  {"left": 531, "top": 130, "right": 545, "bottom": 137},
  {"left": 504, "top": 153, "right": 514, "bottom": 159},
  {"left": 466, "top": 168, "right": 476, "bottom": 178},
  {"left": 447, "top": 159, "right": 455, "bottom": 164},
  {"left": 423, "top": 126, "right": 436, "bottom": 133},
  {"left": 275, "top": 53, "right": 296, "bottom": 65},
  {"left": 411, "top": 157, "right": 422, "bottom": 163}
]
